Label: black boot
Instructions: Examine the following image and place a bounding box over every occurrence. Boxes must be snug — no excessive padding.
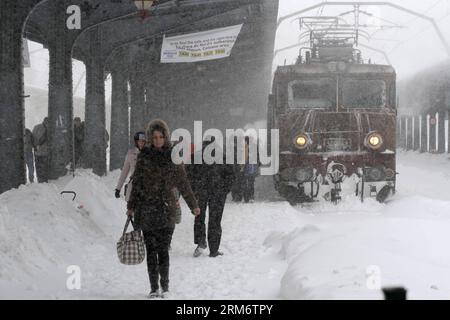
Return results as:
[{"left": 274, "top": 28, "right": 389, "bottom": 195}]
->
[
  {"left": 193, "top": 242, "right": 207, "bottom": 257},
  {"left": 149, "top": 272, "right": 159, "bottom": 294},
  {"left": 148, "top": 289, "right": 160, "bottom": 299},
  {"left": 209, "top": 251, "right": 224, "bottom": 258}
]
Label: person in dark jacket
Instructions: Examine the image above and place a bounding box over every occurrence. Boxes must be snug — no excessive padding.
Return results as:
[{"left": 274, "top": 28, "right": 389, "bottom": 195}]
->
[
  {"left": 187, "top": 138, "right": 235, "bottom": 258},
  {"left": 32, "top": 117, "right": 49, "bottom": 183},
  {"left": 231, "top": 136, "right": 259, "bottom": 203},
  {"left": 127, "top": 119, "right": 200, "bottom": 298},
  {"left": 73, "top": 117, "right": 84, "bottom": 168},
  {"left": 242, "top": 136, "right": 259, "bottom": 203},
  {"left": 231, "top": 144, "right": 244, "bottom": 203},
  {"left": 24, "top": 128, "right": 35, "bottom": 183}
]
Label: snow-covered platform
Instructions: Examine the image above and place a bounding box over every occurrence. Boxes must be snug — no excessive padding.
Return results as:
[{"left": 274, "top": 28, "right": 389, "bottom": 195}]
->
[{"left": 1, "top": 150, "right": 450, "bottom": 299}]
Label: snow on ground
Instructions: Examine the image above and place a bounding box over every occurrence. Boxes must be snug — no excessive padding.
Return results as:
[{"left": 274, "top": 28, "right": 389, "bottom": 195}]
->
[
  {"left": 0, "top": 170, "right": 295, "bottom": 299},
  {"left": 273, "top": 150, "right": 450, "bottom": 300},
  {"left": 1, "top": 150, "right": 450, "bottom": 299}
]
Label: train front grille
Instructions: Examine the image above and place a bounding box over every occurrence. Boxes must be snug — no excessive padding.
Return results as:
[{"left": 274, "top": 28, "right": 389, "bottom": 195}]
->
[{"left": 324, "top": 138, "right": 352, "bottom": 152}]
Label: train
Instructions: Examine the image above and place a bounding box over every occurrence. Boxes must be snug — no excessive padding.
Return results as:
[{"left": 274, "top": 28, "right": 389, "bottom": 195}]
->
[{"left": 267, "top": 32, "right": 397, "bottom": 205}]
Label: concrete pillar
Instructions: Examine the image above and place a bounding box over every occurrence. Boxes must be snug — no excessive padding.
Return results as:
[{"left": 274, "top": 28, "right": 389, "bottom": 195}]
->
[
  {"left": 154, "top": 81, "right": 167, "bottom": 119},
  {"left": 110, "top": 68, "right": 129, "bottom": 171},
  {"left": 0, "top": 1, "right": 30, "bottom": 194},
  {"left": 84, "top": 29, "right": 106, "bottom": 176},
  {"left": 47, "top": 0, "right": 74, "bottom": 179},
  {"left": 129, "top": 75, "right": 146, "bottom": 145},
  {"left": 145, "top": 81, "right": 165, "bottom": 121}
]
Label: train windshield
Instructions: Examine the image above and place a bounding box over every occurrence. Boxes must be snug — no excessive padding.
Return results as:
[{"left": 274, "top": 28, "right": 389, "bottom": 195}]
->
[
  {"left": 342, "top": 80, "right": 386, "bottom": 108},
  {"left": 288, "top": 78, "right": 335, "bottom": 109}
]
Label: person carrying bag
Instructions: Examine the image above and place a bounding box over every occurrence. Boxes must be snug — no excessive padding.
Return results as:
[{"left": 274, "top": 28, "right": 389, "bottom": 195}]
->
[{"left": 127, "top": 119, "right": 200, "bottom": 298}]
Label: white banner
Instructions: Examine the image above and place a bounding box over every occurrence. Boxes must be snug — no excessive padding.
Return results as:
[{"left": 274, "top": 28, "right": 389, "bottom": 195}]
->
[{"left": 160, "top": 24, "right": 243, "bottom": 63}]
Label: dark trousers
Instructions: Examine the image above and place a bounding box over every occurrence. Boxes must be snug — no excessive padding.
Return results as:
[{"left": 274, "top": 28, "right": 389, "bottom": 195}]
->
[
  {"left": 25, "top": 152, "right": 34, "bottom": 183},
  {"left": 242, "top": 176, "right": 255, "bottom": 202},
  {"left": 143, "top": 227, "right": 174, "bottom": 292},
  {"left": 35, "top": 155, "right": 48, "bottom": 183},
  {"left": 231, "top": 173, "right": 243, "bottom": 202},
  {"left": 194, "top": 191, "right": 227, "bottom": 255},
  {"left": 74, "top": 142, "right": 83, "bottom": 168}
]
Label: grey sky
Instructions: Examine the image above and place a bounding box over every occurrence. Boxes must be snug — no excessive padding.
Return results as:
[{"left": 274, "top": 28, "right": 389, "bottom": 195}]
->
[{"left": 276, "top": 0, "right": 450, "bottom": 80}]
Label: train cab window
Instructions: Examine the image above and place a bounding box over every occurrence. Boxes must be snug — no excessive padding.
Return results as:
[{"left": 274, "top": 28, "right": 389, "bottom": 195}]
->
[
  {"left": 342, "top": 80, "right": 386, "bottom": 108},
  {"left": 288, "top": 78, "right": 335, "bottom": 109}
]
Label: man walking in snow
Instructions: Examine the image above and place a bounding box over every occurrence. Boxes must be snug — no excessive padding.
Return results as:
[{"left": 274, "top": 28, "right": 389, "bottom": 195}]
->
[
  {"left": 32, "top": 117, "right": 49, "bottom": 183},
  {"left": 188, "top": 138, "right": 235, "bottom": 258}
]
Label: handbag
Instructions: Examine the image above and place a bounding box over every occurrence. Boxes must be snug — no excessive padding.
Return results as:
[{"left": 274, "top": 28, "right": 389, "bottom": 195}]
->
[{"left": 116, "top": 216, "right": 146, "bottom": 265}]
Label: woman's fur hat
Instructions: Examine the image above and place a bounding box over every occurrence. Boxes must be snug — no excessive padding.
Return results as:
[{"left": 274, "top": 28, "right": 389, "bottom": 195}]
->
[{"left": 146, "top": 119, "right": 172, "bottom": 148}]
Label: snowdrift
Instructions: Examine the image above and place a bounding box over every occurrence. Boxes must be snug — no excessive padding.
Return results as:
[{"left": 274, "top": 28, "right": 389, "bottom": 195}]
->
[
  {"left": 0, "top": 170, "right": 131, "bottom": 299},
  {"left": 2, "top": 151, "right": 450, "bottom": 299},
  {"left": 0, "top": 170, "right": 291, "bottom": 299},
  {"left": 263, "top": 151, "right": 450, "bottom": 299}
]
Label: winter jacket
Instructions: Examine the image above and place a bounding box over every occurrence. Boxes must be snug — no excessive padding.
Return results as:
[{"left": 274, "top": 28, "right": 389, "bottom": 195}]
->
[
  {"left": 32, "top": 123, "right": 48, "bottom": 157},
  {"left": 74, "top": 122, "right": 84, "bottom": 144},
  {"left": 24, "top": 129, "right": 34, "bottom": 156},
  {"left": 244, "top": 164, "right": 258, "bottom": 177},
  {"left": 116, "top": 147, "right": 140, "bottom": 200},
  {"left": 242, "top": 141, "right": 259, "bottom": 176},
  {"left": 174, "top": 188, "right": 182, "bottom": 224},
  {"left": 186, "top": 143, "right": 235, "bottom": 198},
  {"left": 127, "top": 145, "right": 198, "bottom": 230}
]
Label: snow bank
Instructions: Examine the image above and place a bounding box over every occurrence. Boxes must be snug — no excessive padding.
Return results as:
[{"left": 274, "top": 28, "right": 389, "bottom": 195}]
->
[
  {"left": 3, "top": 150, "right": 450, "bottom": 299},
  {"left": 0, "top": 170, "right": 128, "bottom": 299},
  {"left": 265, "top": 151, "right": 450, "bottom": 300},
  {"left": 0, "top": 170, "right": 295, "bottom": 299}
]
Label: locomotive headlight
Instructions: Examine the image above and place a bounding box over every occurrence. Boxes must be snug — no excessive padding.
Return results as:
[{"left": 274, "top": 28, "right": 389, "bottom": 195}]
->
[
  {"left": 369, "top": 136, "right": 380, "bottom": 146},
  {"left": 296, "top": 136, "right": 307, "bottom": 146},
  {"left": 365, "top": 132, "right": 383, "bottom": 150},
  {"left": 294, "top": 134, "right": 309, "bottom": 149}
]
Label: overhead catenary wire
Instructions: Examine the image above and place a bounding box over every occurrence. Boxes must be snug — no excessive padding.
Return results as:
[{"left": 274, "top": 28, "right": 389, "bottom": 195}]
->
[
  {"left": 388, "top": 9, "right": 450, "bottom": 54},
  {"left": 387, "top": 0, "right": 444, "bottom": 40}
]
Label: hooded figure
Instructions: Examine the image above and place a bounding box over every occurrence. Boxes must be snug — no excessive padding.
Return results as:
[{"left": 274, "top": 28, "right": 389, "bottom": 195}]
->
[
  {"left": 127, "top": 119, "right": 200, "bottom": 298},
  {"left": 187, "top": 138, "right": 235, "bottom": 258},
  {"left": 115, "top": 131, "right": 146, "bottom": 201}
]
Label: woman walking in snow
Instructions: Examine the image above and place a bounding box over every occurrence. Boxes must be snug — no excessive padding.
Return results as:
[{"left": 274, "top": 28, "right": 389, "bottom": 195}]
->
[
  {"left": 115, "top": 131, "right": 146, "bottom": 200},
  {"left": 127, "top": 119, "right": 200, "bottom": 298}
]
